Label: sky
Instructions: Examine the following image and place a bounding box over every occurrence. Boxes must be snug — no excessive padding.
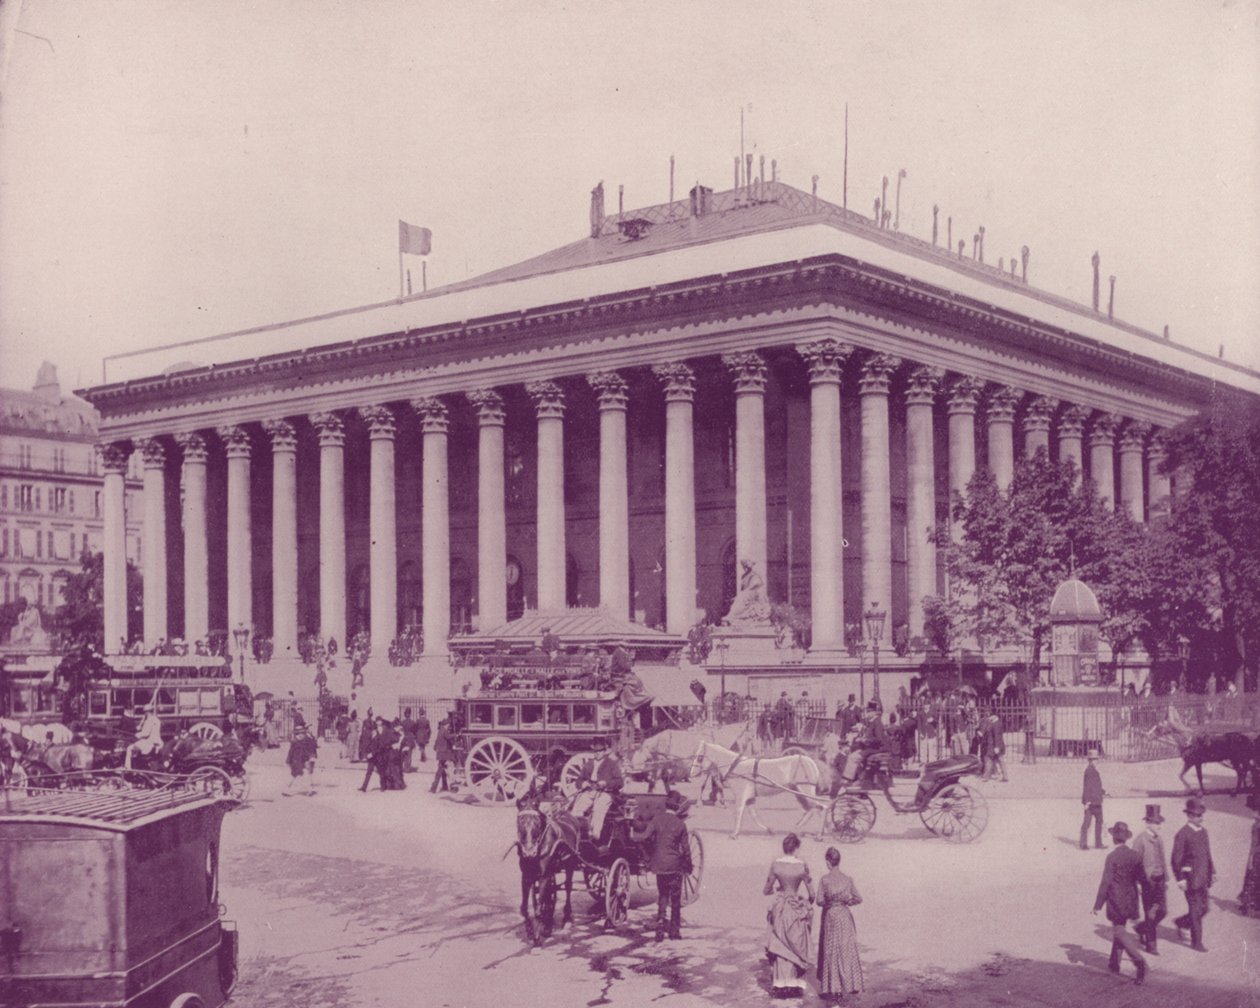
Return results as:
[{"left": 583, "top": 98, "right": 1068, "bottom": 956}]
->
[{"left": 1, "top": 0, "right": 1258, "bottom": 394}]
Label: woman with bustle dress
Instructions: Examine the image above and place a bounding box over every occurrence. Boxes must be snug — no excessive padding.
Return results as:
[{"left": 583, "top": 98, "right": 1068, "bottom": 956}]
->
[
  {"left": 764, "top": 832, "right": 814, "bottom": 997},
  {"left": 816, "top": 846, "right": 863, "bottom": 1001}
]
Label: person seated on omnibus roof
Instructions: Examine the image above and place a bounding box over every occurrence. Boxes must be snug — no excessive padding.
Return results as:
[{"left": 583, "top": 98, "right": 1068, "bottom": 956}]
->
[{"left": 125, "top": 705, "right": 164, "bottom": 769}]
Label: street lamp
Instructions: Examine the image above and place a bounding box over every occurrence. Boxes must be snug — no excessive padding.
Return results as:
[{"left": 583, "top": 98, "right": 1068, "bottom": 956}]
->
[
  {"left": 714, "top": 637, "right": 731, "bottom": 722},
  {"left": 865, "top": 602, "right": 887, "bottom": 705},
  {"left": 1177, "top": 635, "right": 1190, "bottom": 693},
  {"left": 232, "top": 623, "right": 251, "bottom": 684}
]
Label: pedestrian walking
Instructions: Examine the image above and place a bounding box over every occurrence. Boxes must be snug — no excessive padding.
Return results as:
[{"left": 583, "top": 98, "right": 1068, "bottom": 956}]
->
[
  {"left": 282, "top": 725, "right": 317, "bottom": 796},
  {"left": 430, "top": 717, "right": 454, "bottom": 793},
  {"left": 815, "top": 846, "right": 863, "bottom": 1002},
  {"left": 1079, "top": 749, "right": 1105, "bottom": 850},
  {"left": 1171, "top": 797, "right": 1215, "bottom": 951},
  {"left": 981, "top": 713, "right": 1008, "bottom": 781},
  {"left": 416, "top": 707, "right": 431, "bottom": 763},
  {"left": 400, "top": 708, "right": 419, "bottom": 772},
  {"left": 1238, "top": 795, "right": 1260, "bottom": 917},
  {"left": 358, "top": 714, "right": 377, "bottom": 763},
  {"left": 345, "top": 710, "right": 361, "bottom": 763},
  {"left": 359, "top": 717, "right": 387, "bottom": 792},
  {"left": 1130, "top": 804, "right": 1168, "bottom": 953},
  {"left": 631, "top": 789, "right": 693, "bottom": 941},
  {"left": 335, "top": 710, "right": 350, "bottom": 760},
  {"left": 763, "top": 832, "right": 814, "bottom": 997},
  {"left": 1092, "top": 821, "right": 1147, "bottom": 985}
]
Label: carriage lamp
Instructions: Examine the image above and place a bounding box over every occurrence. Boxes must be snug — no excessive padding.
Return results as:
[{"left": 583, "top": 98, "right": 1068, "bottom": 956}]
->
[
  {"left": 232, "top": 624, "right": 251, "bottom": 684},
  {"left": 864, "top": 603, "right": 887, "bottom": 704}
]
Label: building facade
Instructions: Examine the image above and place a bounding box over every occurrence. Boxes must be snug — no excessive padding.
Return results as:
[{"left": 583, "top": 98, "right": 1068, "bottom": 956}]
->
[{"left": 80, "top": 181, "right": 1260, "bottom": 689}]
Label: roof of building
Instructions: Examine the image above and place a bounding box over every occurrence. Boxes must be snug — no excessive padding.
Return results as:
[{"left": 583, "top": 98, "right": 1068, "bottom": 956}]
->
[
  {"left": 0, "top": 363, "right": 98, "bottom": 439},
  {"left": 1049, "top": 578, "right": 1103, "bottom": 623},
  {"left": 455, "top": 607, "right": 685, "bottom": 648}
]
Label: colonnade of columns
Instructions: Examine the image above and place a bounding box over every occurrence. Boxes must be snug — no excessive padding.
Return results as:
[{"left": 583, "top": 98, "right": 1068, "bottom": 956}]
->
[{"left": 99, "top": 341, "right": 1176, "bottom": 658}]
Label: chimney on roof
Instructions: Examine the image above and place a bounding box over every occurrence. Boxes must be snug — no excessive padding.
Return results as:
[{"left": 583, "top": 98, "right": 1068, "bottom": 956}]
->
[
  {"left": 1108, "top": 276, "right": 1116, "bottom": 319},
  {"left": 947, "top": 216, "right": 952, "bottom": 253},
  {"left": 670, "top": 155, "right": 675, "bottom": 203},
  {"left": 881, "top": 176, "right": 888, "bottom": 227},
  {"left": 932, "top": 205, "right": 939, "bottom": 246},
  {"left": 1091, "top": 252, "right": 1101, "bottom": 311},
  {"left": 590, "top": 182, "right": 605, "bottom": 238},
  {"left": 973, "top": 234, "right": 980, "bottom": 260},
  {"left": 618, "top": 184, "right": 624, "bottom": 219},
  {"left": 734, "top": 156, "right": 740, "bottom": 191},
  {"left": 812, "top": 174, "right": 819, "bottom": 211},
  {"left": 874, "top": 197, "right": 881, "bottom": 224},
  {"left": 1163, "top": 324, "right": 1170, "bottom": 340},
  {"left": 690, "top": 183, "right": 712, "bottom": 217},
  {"left": 998, "top": 257, "right": 1004, "bottom": 272},
  {"left": 977, "top": 226, "right": 985, "bottom": 263},
  {"left": 772, "top": 159, "right": 777, "bottom": 183},
  {"left": 1009, "top": 257, "right": 1017, "bottom": 278},
  {"left": 1219, "top": 344, "right": 1225, "bottom": 358},
  {"left": 34, "top": 361, "right": 60, "bottom": 402},
  {"left": 882, "top": 209, "right": 891, "bottom": 228},
  {"left": 1021, "top": 245, "right": 1030, "bottom": 283},
  {"left": 745, "top": 154, "right": 754, "bottom": 198},
  {"left": 958, "top": 239, "right": 965, "bottom": 257}
]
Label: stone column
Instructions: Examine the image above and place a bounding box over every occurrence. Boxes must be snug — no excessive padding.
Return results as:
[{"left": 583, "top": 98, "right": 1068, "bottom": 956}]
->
[
  {"left": 653, "top": 363, "right": 698, "bottom": 634},
  {"left": 360, "top": 405, "right": 398, "bottom": 657},
  {"left": 311, "top": 412, "right": 346, "bottom": 651},
  {"left": 414, "top": 398, "right": 451, "bottom": 653},
  {"left": 1058, "top": 404, "right": 1089, "bottom": 484},
  {"left": 218, "top": 425, "right": 253, "bottom": 640},
  {"left": 468, "top": 390, "right": 507, "bottom": 631},
  {"left": 1118, "top": 420, "right": 1150, "bottom": 523},
  {"left": 263, "top": 420, "right": 298, "bottom": 656},
  {"left": 100, "top": 441, "right": 131, "bottom": 654},
  {"left": 1147, "top": 431, "right": 1172, "bottom": 521},
  {"left": 946, "top": 377, "right": 983, "bottom": 539},
  {"left": 796, "top": 340, "right": 853, "bottom": 651},
  {"left": 527, "top": 381, "right": 567, "bottom": 611},
  {"left": 138, "top": 439, "right": 168, "bottom": 646},
  {"left": 588, "top": 372, "right": 631, "bottom": 620},
  {"left": 905, "top": 366, "right": 943, "bottom": 639},
  {"left": 986, "top": 386, "right": 1021, "bottom": 491},
  {"left": 1089, "top": 412, "right": 1119, "bottom": 509},
  {"left": 859, "top": 353, "right": 900, "bottom": 627},
  {"left": 1023, "top": 396, "right": 1056, "bottom": 458},
  {"left": 175, "top": 432, "right": 209, "bottom": 645},
  {"left": 721, "top": 351, "right": 769, "bottom": 584}
]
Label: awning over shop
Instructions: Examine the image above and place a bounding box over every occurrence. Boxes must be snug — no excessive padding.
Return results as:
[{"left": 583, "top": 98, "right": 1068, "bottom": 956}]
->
[{"left": 636, "top": 665, "right": 702, "bottom": 707}]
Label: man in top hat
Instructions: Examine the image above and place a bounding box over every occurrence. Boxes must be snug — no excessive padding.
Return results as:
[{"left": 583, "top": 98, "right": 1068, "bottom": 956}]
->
[
  {"left": 577, "top": 736, "right": 624, "bottom": 848},
  {"left": 1130, "top": 804, "right": 1168, "bottom": 953},
  {"left": 1092, "top": 821, "right": 1147, "bottom": 984},
  {"left": 1079, "top": 749, "right": 1106, "bottom": 850},
  {"left": 1171, "top": 797, "right": 1215, "bottom": 951},
  {"left": 836, "top": 694, "right": 861, "bottom": 737},
  {"left": 840, "top": 701, "right": 888, "bottom": 782},
  {"left": 631, "top": 789, "right": 693, "bottom": 942},
  {"left": 981, "top": 712, "right": 1008, "bottom": 782}
]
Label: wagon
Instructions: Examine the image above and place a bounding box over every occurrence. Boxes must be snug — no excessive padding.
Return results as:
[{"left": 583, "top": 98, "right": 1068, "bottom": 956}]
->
[{"left": 0, "top": 782, "right": 239, "bottom": 1007}]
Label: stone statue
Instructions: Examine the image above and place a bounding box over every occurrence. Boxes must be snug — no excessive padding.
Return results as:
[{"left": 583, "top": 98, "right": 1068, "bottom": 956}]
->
[
  {"left": 8, "top": 600, "right": 49, "bottom": 649},
  {"left": 722, "top": 559, "right": 772, "bottom": 629}
]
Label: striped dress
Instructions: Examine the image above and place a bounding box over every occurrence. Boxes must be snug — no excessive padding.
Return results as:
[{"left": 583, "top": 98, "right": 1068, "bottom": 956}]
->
[{"left": 816, "top": 869, "right": 863, "bottom": 998}]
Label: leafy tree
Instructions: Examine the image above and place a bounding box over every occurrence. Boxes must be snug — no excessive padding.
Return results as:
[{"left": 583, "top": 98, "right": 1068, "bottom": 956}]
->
[{"left": 51, "top": 551, "right": 143, "bottom": 651}]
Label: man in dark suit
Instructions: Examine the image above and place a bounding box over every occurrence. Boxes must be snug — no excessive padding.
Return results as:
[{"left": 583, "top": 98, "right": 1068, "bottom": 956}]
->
[
  {"left": 836, "top": 694, "right": 861, "bottom": 737},
  {"left": 1079, "top": 750, "right": 1105, "bottom": 849},
  {"left": 430, "top": 717, "right": 454, "bottom": 793},
  {"left": 1171, "top": 797, "right": 1215, "bottom": 951},
  {"left": 1130, "top": 804, "right": 1168, "bottom": 953},
  {"left": 632, "top": 790, "right": 693, "bottom": 941},
  {"left": 1092, "top": 821, "right": 1147, "bottom": 985}
]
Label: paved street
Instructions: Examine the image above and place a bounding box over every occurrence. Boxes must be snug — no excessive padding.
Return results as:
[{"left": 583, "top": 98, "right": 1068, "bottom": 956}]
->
[{"left": 222, "top": 750, "right": 1258, "bottom": 1007}]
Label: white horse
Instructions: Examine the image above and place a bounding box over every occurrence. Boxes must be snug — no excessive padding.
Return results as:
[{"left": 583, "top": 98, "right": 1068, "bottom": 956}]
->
[{"left": 691, "top": 740, "right": 823, "bottom": 839}]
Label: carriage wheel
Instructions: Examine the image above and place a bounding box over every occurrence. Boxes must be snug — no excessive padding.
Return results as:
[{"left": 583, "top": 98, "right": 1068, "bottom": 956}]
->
[
  {"left": 227, "top": 770, "right": 250, "bottom": 802},
  {"left": 681, "top": 831, "right": 704, "bottom": 906},
  {"left": 920, "top": 783, "right": 988, "bottom": 843},
  {"left": 559, "top": 752, "right": 592, "bottom": 797},
  {"left": 604, "top": 858, "right": 631, "bottom": 928},
  {"left": 189, "top": 721, "right": 223, "bottom": 740},
  {"left": 583, "top": 865, "right": 605, "bottom": 901},
  {"left": 465, "top": 737, "right": 533, "bottom": 803},
  {"left": 782, "top": 746, "right": 808, "bottom": 757},
  {"left": 826, "top": 794, "right": 877, "bottom": 842},
  {"left": 188, "top": 765, "right": 235, "bottom": 798}
]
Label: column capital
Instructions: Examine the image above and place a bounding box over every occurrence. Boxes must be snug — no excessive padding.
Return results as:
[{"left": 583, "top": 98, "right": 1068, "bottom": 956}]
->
[
  {"left": 1089, "top": 411, "right": 1120, "bottom": 447},
  {"left": 526, "top": 381, "right": 566, "bottom": 419},
  {"left": 263, "top": 418, "right": 298, "bottom": 451},
  {"left": 1147, "top": 428, "right": 1169, "bottom": 461},
  {"left": 946, "top": 376, "right": 984, "bottom": 414},
  {"left": 986, "top": 385, "right": 1022, "bottom": 423},
  {"left": 904, "top": 365, "right": 944, "bottom": 406},
  {"left": 796, "top": 338, "right": 854, "bottom": 385},
  {"left": 217, "top": 424, "right": 253, "bottom": 459},
  {"left": 587, "top": 371, "right": 629, "bottom": 411},
  {"left": 358, "top": 404, "right": 398, "bottom": 439},
  {"left": 138, "top": 438, "right": 166, "bottom": 469},
  {"left": 310, "top": 411, "right": 346, "bottom": 447},
  {"left": 1024, "top": 395, "right": 1058, "bottom": 429},
  {"left": 97, "top": 440, "right": 133, "bottom": 474},
  {"left": 1058, "top": 403, "right": 1090, "bottom": 437},
  {"left": 467, "top": 388, "right": 505, "bottom": 426},
  {"left": 174, "top": 432, "right": 208, "bottom": 464},
  {"left": 858, "top": 353, "right": 900, "bottom": 395},
  {"left": 652, "top": 362, "right": 696, "bottom": 402},
  {"left": 412, "top": 396, "right": 450, "bottom": 434},
  {"left": 721, "top": 350, "right": 768, "bottom": 394},
  {"left": 1119, "top": 420, "right": 1152, "bottom": 452}
]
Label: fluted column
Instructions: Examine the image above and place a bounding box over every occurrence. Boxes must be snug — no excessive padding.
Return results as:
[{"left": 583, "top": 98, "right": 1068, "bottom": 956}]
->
[
  {"left": 218, "top": 425, "right": 253, "bottom": 639},
  {"left": 263, "top": 420, "right": 298, "bottom": 656},
  {"left": 100, "top": 441, "right": 131, "bottom": 654},
  {"left": 652, "top": 363, "right": 698, "bottom": 634},
  {"left": 1089, "top": 413, "right": 1119, "bottom": 509},
  {"left": 468, "top": 390, "right": 507, "bottom": 631},
  {"left": 859, "top": 354, "right": 899, "bottom": 627},
  {"left": 905, "top": 366, "right": 943, "bottom": 639},
  {"left": 138, "top": 439, "right": 167, "bottom": 646},
  {"left": 946, "top": 377, "right": 983, "bottom": 539},
  {"left": 1058, "top": 404, "right": 1089, "bottom": 484},
  {"left": 1118, "top": 421, "right": 1150, "bottom": 522},
  {"left": 721, "top": 351, "right": 769, "bottom": 584},
  {"left": 360, "top": 406, "right": 398, "bottom": 657},
  {"left": 414, "top": 398, "right": 451, "bottom": 653},
  {"left": 588, "top": 372, "right": 631, "bottom": 620},
  {"left": 1023, "top": 396, "right": 1056, "bottom": 458},
  {"left": 528, "top": 381, "right": 567, "bottom": 611},
  {"left": 1147, "top": 432, "right": 1172, "bottom": 521},
  {"left": 175, "top": 432, "right": 209, "bottom": 645},
  {"left": 986, "top": 386, "right": 1020, "bottom": 491},
  {"left": 311, "top": 412, "right": 346, "bottom": 650},
  {"left": 796, "top": 340, "right": 852, "bottom": 651}
]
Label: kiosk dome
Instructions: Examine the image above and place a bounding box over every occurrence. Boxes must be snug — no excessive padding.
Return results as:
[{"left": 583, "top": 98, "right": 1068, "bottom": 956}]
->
[{"left": 1049, "top": 578, "right": 1102, "bottom": 624}]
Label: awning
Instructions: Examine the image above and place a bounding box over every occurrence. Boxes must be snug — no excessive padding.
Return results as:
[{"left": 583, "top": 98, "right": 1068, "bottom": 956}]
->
[{"left": 636, "top": 666, "right": 702, "bottom": 707}]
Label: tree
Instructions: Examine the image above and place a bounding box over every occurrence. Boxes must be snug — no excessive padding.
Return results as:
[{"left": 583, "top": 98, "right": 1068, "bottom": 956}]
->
[{"left": 51, "top": 551, "right": 143, "bottom": 651}]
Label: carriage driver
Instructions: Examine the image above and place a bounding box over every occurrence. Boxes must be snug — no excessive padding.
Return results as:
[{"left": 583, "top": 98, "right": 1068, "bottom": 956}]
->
[
  {"left": 839, "top": 701, "right": 889, "bottom": 783},
  {"left": 571, "top": 737, "right": 625, "bottom": 847},
  {"left": 125, "top": 705, "right": 164, "bottom": 769}
]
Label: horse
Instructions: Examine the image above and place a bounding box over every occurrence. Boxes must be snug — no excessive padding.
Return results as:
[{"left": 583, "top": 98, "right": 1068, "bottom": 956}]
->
[
  {"left": 1147, "top": 721, "right": 1257, "bottom": 795},
  {"left": 509, "top": 797, "right": 578, "bottom": 946},
  {"left": 691, "top": 740, "right": 823, "bottom": 839},
  {"left": 627, "top": 719, "right": 757, "bottom": 793}
]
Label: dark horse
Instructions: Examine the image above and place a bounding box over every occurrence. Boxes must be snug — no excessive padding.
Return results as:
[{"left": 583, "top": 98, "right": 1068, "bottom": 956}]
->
[
  {"left": 510, "top": 800, "right": 578, "bottom": 946},
  {"left": 1148, "top": 721, "right": 1257, "bottom": 795}
]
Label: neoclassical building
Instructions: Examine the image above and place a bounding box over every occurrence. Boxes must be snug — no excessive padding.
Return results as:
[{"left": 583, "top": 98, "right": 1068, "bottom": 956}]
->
[{"left": 81, "top": 180, "right": 1260, "bottom": 692}]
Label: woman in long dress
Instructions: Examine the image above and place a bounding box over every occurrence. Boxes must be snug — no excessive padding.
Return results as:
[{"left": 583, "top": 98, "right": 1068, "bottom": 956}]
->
[
  {"left": 816, "top": 847, "right": 863, "bottom": 1001},
  {"left": 1239, "top": 796, "right": 1260, "bottom": 917},
  {"left": 764, "top": 832, "right": 814, "bottom": 997}
]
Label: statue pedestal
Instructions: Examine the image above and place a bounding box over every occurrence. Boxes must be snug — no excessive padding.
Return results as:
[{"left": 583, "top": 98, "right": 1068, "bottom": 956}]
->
[{"left": 710, "top": 625, "right": 779, "bottom": 665}]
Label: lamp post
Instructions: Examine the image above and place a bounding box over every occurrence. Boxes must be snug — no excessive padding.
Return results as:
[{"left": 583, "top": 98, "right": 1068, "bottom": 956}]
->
[
  {"left": 714, "top": 636, "right": 731, "bottom": 722},
  {"left": 232, "top": 623, "right": 250, "bottom": 684},
  {"left": 865, "top": 602, "right": 887, "bottom": 706}
]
